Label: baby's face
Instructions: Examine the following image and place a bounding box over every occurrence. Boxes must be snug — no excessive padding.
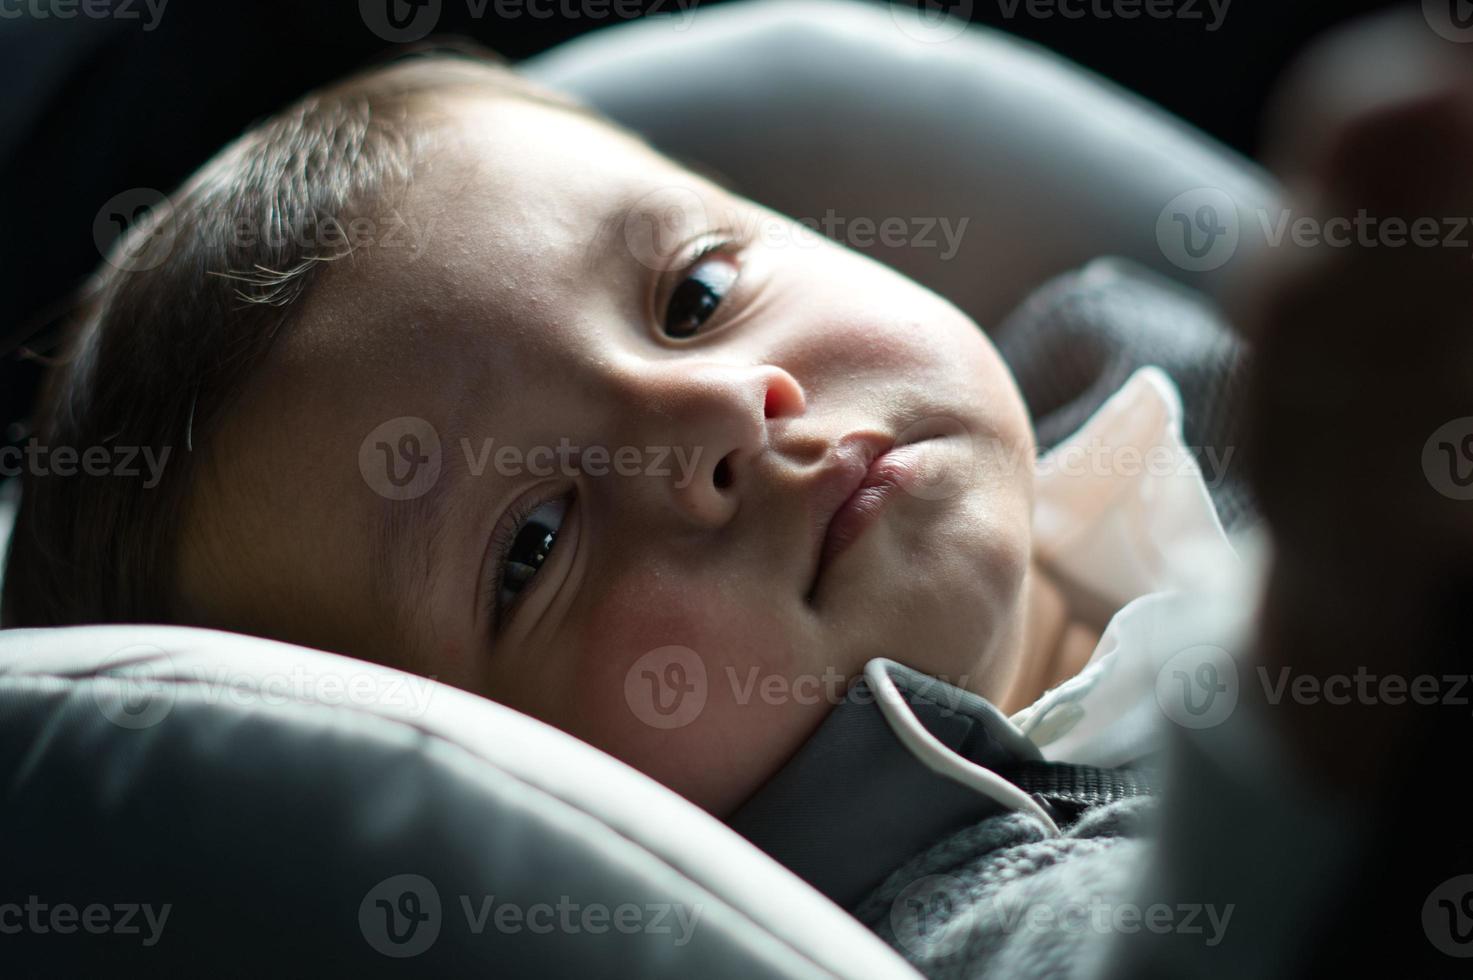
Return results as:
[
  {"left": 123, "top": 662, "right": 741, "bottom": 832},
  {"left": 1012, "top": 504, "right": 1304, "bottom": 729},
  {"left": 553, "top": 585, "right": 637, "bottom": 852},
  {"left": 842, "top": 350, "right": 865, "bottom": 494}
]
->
[{"left": 183, "top": 92, "right": 1036, "bottom": 814}]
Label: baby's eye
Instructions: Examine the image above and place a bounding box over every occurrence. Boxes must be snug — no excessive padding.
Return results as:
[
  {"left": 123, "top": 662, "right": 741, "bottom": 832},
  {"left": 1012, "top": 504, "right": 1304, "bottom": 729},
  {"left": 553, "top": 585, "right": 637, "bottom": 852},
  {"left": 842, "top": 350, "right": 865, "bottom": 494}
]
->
[
  {"left": 663, "top": 252, "right": 739, "bottom": 339},
  {"left": 498, "top": 497, "right": 568, "bottom": 613}
]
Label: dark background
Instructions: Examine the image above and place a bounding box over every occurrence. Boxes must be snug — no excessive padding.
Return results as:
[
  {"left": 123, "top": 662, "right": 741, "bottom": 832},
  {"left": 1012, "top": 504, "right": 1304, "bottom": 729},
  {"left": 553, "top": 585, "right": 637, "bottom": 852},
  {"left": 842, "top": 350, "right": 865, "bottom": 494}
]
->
[{"left": 0, "top": 0, "right": 1406, "bottom": 455}]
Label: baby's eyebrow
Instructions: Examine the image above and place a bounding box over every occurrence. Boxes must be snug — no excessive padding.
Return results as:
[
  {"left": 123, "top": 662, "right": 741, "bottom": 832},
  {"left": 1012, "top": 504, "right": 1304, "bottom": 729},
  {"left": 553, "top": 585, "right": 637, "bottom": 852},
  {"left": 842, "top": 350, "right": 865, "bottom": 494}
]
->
[
  {"left": 368, "top": 452, "right": 457, "bottom": 650},
  {"left": 366, "top": 394, "right": 494, "bottom": 654},
  {"left": 583, "top": 171, "right": 735, "bottom": 269},
  {"left": 585, "top": 193, "right": 647, "bottom": 267}
]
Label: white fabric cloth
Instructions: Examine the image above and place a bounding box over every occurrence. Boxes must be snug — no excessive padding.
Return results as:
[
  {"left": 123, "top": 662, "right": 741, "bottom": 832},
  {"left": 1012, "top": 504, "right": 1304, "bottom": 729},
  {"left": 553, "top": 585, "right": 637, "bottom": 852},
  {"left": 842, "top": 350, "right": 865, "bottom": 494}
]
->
[{"left": 1010, "top": 366, "right": 1265, "bottom": 768}]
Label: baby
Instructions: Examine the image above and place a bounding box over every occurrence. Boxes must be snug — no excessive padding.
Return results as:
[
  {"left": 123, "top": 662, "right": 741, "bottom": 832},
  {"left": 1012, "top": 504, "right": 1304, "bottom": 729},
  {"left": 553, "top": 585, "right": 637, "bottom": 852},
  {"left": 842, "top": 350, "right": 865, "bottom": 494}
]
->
[
  {"left": 1, "top": 51, "right": 1097, "bottom": 816},
  {"left": 5, "top": 22, "right": 1459, "bottom": 834}
]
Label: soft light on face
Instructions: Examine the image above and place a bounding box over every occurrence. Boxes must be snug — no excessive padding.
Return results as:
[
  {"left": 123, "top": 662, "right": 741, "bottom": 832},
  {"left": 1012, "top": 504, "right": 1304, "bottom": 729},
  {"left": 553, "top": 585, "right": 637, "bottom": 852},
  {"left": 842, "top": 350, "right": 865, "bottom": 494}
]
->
[{"left": 182, "top": 91, "right": 1038, "bottom": 815}]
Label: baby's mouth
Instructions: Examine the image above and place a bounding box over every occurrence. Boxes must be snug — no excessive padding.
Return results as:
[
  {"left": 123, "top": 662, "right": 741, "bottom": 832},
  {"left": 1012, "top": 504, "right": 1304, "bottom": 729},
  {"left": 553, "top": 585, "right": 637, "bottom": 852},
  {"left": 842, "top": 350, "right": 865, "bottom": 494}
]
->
[{"left": 805, "top": 434, "right": 935, "bottom": 605}]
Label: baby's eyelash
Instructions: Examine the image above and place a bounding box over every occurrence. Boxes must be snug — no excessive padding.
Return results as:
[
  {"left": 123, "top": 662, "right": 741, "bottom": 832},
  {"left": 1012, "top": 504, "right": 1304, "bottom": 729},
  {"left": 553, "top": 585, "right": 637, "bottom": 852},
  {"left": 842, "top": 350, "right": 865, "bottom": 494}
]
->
[
  {"left": 669, "top": 230, "right": 742, "bottom": 278},
  {"left": 687, "top": 237, "right": 730, "bottom": 265},
  {"left": 657, "top": 235, "right": 744, "bottom": 341},
  {"left": 483, "top": 490, "right": 560, "bottom": 635}
]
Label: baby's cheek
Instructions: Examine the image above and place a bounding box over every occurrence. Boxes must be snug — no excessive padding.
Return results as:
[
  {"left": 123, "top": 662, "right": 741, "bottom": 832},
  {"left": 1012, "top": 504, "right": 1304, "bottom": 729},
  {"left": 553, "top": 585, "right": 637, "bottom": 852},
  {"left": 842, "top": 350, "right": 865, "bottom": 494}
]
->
[{"left": 566, "top": 573, "right": 827, "bottom": 814}]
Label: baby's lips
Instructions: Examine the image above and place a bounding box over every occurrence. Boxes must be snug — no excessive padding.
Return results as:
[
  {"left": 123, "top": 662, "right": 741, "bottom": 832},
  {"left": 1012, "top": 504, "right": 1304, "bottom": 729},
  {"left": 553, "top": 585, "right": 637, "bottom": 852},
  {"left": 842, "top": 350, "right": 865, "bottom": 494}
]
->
[{"left": 891, "top": 415, "right": 978, "bottom": 502}]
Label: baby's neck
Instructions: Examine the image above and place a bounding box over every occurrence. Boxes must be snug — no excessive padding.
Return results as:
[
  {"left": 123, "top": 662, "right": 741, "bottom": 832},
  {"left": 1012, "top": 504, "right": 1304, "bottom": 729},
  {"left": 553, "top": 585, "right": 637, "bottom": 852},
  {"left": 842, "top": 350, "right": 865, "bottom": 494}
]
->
[{"left": 998, "top": 560, "right": 1102, "bottom": 714}]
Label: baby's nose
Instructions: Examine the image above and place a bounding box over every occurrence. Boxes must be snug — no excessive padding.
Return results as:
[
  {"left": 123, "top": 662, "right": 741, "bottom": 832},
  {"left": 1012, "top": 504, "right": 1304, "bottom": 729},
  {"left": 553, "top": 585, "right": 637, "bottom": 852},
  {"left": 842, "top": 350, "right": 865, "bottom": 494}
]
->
[{"left": 618, "top": 362, "right": 805, "bottom": 528}]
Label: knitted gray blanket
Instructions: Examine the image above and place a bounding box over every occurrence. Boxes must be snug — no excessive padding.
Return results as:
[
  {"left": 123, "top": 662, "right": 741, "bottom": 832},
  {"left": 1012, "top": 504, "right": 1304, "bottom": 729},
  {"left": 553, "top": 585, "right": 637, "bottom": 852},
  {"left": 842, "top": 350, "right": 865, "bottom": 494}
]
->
[{"left": 852, "top": 799, "right": 1162, "bottom": 980}]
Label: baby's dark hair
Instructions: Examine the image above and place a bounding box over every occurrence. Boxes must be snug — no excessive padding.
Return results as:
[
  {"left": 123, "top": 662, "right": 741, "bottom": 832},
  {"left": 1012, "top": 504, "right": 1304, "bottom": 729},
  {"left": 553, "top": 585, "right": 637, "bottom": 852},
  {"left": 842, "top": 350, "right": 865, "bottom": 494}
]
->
[{"left": 1, "top": 49, "right": 577, "bottom": 629}]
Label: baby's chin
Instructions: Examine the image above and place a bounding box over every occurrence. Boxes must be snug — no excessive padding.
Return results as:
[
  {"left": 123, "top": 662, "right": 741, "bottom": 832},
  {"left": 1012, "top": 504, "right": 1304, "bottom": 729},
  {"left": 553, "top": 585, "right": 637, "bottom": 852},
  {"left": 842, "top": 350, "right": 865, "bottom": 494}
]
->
[
  {"left": 820, "top": 479, "right": 1030, "bottom": 700},
  {"left": 876, "top": 570, "right": 1025, "bottom": 701}
]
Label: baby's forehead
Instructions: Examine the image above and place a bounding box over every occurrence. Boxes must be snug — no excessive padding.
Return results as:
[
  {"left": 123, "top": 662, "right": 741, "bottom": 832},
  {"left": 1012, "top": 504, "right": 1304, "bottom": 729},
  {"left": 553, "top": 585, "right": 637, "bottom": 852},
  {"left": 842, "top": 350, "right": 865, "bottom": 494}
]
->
[
  {"left": 353, "top": 103, "right": 642, "bottom": 263},
  {"left": 284, "top": 100, "right": 719, "bottom": 356},
  {"left": 420, "top": 94, "right": 730, "bottom": 263},
  {"left": 415, "top": 91, "right": 677, "bottom": 225}
]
